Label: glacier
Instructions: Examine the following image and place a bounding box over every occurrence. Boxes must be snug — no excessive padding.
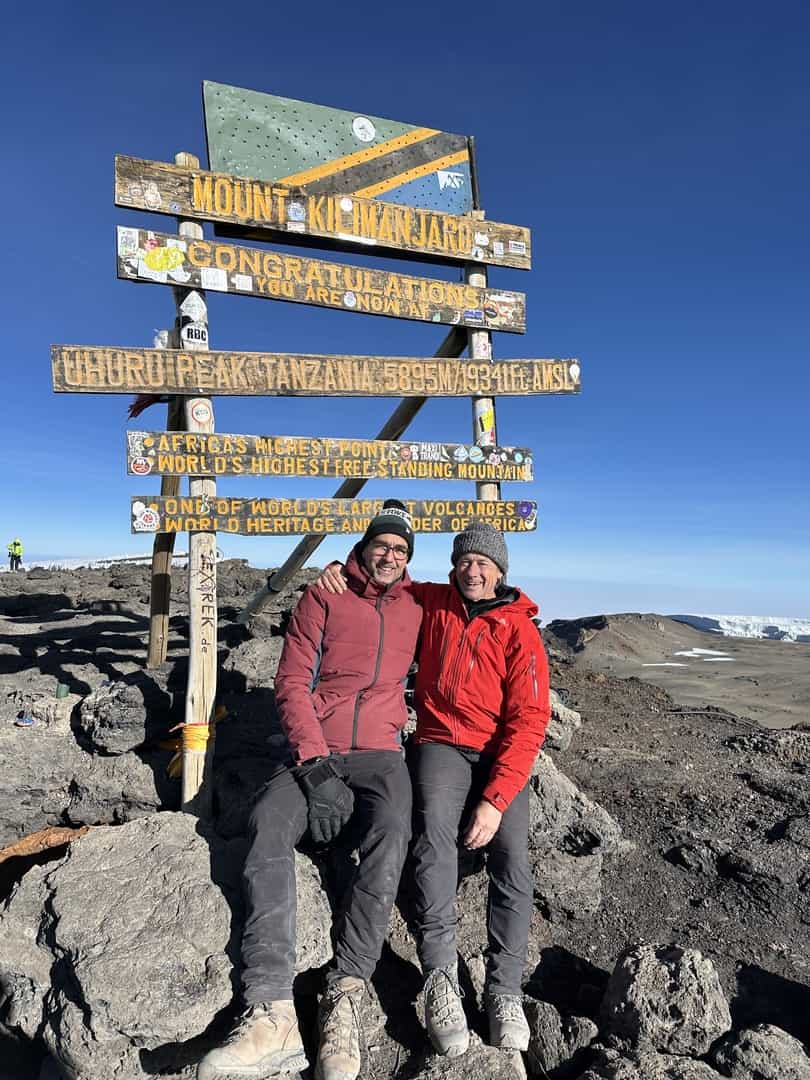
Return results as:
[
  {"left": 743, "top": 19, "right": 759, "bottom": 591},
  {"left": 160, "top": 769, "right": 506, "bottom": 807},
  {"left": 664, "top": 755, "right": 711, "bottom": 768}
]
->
[{"left": 672, "top": 614, "right": 810, "bottom": 643}]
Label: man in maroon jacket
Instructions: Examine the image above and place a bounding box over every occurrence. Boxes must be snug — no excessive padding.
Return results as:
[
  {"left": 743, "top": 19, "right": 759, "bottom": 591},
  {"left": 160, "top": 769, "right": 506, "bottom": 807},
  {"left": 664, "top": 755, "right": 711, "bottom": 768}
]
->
[{"left": 198, "top": 501, "right": 422, "bottom": 1080}]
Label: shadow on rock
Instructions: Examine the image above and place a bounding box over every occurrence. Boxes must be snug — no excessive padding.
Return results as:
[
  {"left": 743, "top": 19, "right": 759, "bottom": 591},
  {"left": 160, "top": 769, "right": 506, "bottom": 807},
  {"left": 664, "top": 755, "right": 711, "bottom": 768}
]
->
[
  {"left": 526, "top": 945, "right": 610, "bottom": 1020},
  {"left": 731, "top": 962, "right": 810, "bottom": 1046}
]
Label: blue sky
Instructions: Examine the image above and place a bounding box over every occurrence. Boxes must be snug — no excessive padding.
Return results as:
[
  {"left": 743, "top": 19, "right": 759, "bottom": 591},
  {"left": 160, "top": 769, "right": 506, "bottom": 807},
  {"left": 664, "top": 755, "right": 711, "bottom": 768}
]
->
[{"left": 2, "top": 0, "right": 808, "bottom": 619}]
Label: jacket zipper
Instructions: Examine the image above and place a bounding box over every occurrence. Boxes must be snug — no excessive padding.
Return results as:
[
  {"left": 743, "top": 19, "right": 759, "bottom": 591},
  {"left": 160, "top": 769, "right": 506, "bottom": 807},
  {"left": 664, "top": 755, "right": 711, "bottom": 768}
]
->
[
  {"left": 351, "top": 593, "right": 385, "bottom": 749},
  {"left": 529, "top": 652, "right": 538, "bottom": 699},
  {"left": 466, "top": 628, "right": 486, "bottom": 677}
]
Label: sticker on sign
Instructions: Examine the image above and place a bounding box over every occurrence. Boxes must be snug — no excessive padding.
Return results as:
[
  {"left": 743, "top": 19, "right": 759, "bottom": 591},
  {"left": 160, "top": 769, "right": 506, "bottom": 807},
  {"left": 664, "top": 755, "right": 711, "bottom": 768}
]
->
[{"left": 438, "top": 170, "right": 465, "bottom": 190}]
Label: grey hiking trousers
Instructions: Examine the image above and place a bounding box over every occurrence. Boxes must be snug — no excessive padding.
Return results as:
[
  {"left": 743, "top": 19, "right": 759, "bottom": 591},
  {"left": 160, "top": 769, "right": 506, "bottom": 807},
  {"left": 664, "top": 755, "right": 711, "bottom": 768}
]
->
[
  {"left": 409, "top": 741, "right": 532, "bottom": 995},
  {"left": 241, "top": 749, "right": 411, "bottom": 1004}
]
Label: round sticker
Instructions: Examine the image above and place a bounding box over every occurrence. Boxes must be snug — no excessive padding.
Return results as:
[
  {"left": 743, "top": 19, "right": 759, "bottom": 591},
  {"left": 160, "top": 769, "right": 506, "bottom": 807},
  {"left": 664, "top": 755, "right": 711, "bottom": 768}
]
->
[
  {"left": 513, "top": 452, "right": 523, "bottom": 463},
  {"left": 134, "top": 508, "right": 159, "bottom": 532},
  {"left": 569, "top": 362, "right": 581, "bottom": 382},
  {"left": 517, "top": 501, "right": 533, "bottom": 518},
  {"left": 131, "top": 457, "right": 152, "bottom": 475},
  {"left": 468, "top": 446, "right": 484, "bottom": 463},
  {"left": 340, "top": 197, "right": 354, "bottom": 212},
  {"left": 287, "top": 201, "right": 306, "bottom": 222},
  {"left": 191, "top": 401, "right": 211, "bottom": 424},
  {"left": 352, "top": 116, "right": 376, "bottom": 142},
  {"left": 343, "top": 291, "right": 357, "bottom": 308},
  {"left": 453, "top": 446, "right": 469, "bottom": 462}
]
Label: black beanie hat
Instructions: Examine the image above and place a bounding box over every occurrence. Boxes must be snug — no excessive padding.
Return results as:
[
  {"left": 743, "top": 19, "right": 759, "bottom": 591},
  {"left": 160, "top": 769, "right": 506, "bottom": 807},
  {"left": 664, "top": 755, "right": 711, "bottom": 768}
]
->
[
  {"left": 451, "top": 521, "right": 509, "bottom": 575},
  {"left": 360, "top": 499, "right": 415, "bottom": 561}
]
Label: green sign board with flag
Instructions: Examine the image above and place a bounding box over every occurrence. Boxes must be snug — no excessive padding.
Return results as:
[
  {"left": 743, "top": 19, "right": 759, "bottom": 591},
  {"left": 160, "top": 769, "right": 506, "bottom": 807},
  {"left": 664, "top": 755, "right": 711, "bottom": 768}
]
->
[{"left": 203, "top": 81, "right": 474, "bottom": 214}]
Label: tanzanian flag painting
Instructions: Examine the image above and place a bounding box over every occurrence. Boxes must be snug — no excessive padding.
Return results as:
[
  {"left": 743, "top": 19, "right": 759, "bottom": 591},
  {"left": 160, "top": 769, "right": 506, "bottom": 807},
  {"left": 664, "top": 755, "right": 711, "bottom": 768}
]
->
[{"left": 203, "top": 81, "right": 474, "bottom": 215}]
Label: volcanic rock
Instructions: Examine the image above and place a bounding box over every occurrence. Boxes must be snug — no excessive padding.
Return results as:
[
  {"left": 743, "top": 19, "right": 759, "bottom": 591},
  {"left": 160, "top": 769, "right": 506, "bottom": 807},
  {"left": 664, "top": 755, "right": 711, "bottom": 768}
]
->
[
  {"left": 579, "top": 1049, "right": 725, "bottom": 1079},
  {"left": 711, "top": 1023, "right": 810, "bottom": 1079},
  {"left": 545, "top": 689, "right": 583, "bottom": 751},
  {"left": 599, "top": 944, "right": 731, "bottom": 1055},
  {"left": 529, "top": 752, "right": 626, "bottom": 919},
  {"left": 524, "top": 997, "right": 597, "bottom": 1077},
  {"left": 0, "top": 813, "right": 332, "bottom": 1079}
]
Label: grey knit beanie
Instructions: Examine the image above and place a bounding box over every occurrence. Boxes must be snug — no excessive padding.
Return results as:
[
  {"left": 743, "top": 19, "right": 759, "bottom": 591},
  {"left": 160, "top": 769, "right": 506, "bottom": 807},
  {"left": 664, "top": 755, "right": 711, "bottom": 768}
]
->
[
  {"left": 360, "top": 499, "right": 415, "bottom": 560},
  {"left": 451, "top": 522, "right": 509, "bottom": 575}
]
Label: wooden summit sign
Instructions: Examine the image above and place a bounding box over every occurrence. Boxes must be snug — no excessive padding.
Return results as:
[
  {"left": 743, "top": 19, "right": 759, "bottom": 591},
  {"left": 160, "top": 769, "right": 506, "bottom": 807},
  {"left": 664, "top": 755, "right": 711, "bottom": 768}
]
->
[
  {"left": 115, "top": 156, "right": 532, "bottom": 270},
  {"left": 132, "top": 496, "right": 538, "bottom": 536},
  {"left": 53, "top": 347, "right": 580, "bottom": 397},
  {"left": 116, "top": 227, "right": 526, "bottom": 333},
  {"left": 127, "top": 430, "right": 534, "bottom": 483}
]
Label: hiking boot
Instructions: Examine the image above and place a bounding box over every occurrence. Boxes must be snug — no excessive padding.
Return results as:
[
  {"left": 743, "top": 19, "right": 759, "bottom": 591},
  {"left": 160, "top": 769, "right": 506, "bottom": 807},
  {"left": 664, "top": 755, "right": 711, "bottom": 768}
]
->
[
  {"left": 197, "top": 1001, "right": 308, "bottom": 1079},
  {"left": 423, "top": 965, "right": 469, "bottom": 1057},
  {"left": 486, "top": 992, "right": 530, "bottom": 1050},
  {"left": 315, "top": 975, "right": 365, "bottom": 1080}
]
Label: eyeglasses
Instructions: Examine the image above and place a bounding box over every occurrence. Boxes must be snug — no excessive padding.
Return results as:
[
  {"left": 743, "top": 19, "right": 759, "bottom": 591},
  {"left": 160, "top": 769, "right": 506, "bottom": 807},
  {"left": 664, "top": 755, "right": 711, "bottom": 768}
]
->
[{"left": 369, "top": 541, "right": 409, "bottom": 560}]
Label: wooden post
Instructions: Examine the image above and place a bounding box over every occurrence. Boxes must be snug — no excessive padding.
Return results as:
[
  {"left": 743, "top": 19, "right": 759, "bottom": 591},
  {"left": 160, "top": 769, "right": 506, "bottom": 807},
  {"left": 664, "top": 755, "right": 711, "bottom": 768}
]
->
[
  {"left": 173, "top": 151, "right": 217, "bottom": 817},
  {"left": 467, "top": 202, "right": 501, "bottom": 502},
  {"left": 237, "top": 326, "right": 467, "bottom": 621},
  {"left": 146, "top": 332, "right": 183, "bottom": 669}
]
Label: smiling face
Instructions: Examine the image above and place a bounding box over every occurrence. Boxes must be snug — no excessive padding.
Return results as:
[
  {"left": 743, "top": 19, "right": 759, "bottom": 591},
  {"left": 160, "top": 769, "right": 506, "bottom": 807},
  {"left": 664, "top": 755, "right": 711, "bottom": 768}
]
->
[
  {"left": 361, "top": 531, "right": 409, "bottom": 586},
  {"left": 454, "top": 552, "right": 502, "bottom": 602}
]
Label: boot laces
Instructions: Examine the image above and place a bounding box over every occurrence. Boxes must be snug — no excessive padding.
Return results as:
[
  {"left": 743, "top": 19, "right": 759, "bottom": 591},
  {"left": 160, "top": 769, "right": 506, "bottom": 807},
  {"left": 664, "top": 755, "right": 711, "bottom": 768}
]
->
[
  {"left": 489, "top": 993, "right": 525, "bottom": 1023},
  {"left": 320, "top": 984, "right": 363, "bottom": 1058},
  {"left": 426, "top": 969, "right": 465, "bottom": 1028},
  {"left": 224, "top": 1003, "right": 282, "bottom": 1045}
]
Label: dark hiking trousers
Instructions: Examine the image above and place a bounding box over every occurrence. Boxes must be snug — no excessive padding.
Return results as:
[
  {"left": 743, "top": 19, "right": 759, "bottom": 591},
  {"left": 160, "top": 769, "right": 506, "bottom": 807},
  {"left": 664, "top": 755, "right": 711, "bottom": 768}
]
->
[
  {"left": 241, "top": 749, "right": 411, "bottom": 1004},
  {"left": 410, "top": 741, "right": 532, "bottom": 996}
]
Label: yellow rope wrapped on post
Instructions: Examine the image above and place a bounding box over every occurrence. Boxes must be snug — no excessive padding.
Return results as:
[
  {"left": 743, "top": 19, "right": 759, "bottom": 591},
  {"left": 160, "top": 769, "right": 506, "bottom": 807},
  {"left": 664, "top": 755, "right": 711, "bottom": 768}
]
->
[
  {"left": 181, "top": 723, "right": 211, "bottom": 751},
  {"left": 164, "top": 706, "right": 227, "bottom": 782}
]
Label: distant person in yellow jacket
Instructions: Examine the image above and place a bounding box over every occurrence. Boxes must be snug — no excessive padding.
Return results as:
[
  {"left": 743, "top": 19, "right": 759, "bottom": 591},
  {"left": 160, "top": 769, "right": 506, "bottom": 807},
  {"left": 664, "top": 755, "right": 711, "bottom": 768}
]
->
[{"left": 7, "top": 538, "right": 23, "bottom": 571}]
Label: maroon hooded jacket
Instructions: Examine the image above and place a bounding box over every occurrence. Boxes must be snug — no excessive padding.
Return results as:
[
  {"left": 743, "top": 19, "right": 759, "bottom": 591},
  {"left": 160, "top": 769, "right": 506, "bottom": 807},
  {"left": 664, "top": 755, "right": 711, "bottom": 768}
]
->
[{"left": 274, "top": 548, "right": 422, "bottom": 764}]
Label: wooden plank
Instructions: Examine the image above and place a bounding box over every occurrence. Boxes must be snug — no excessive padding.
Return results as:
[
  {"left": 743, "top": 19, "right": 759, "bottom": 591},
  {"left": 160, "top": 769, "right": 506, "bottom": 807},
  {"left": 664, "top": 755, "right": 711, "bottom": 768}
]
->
[
  {"left": 146, "top": 342, "right": 183, "bottom": 670},
  {"left": 115, "top": 227, "right": 526, "bottom": 333},
  {"left": 131, "top": 497, "right": 538, "bottom": 536},
  {"left": 173, "top": 152, "right": 217, "bottom": 819},
  {"left": 53, "top": 347, "right": 581, "bottom": 397},
  {"left": 126, "top": 431, "right": 534, "bottom": 483},
  {"left": 466, "top": 210, "right": 500, "bottom": 502},
  {"left": 115, "top": 155, "right": 532, "bottom": 270}
]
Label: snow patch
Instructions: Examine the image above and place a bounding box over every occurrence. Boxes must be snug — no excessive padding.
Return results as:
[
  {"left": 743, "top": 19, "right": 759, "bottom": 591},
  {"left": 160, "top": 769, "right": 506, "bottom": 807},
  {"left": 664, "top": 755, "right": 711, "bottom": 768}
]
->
[{"left": 674, "top": 648, "right": 731, "bottom": 658}]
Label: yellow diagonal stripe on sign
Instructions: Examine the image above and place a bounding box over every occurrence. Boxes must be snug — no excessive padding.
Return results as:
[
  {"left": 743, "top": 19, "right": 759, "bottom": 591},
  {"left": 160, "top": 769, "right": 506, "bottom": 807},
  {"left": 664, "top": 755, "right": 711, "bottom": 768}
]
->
[
  {"left": 276, "top": 127, "right": 440, "bottom": 188},
  {"left": 352, "top": 149, "right": 470, "bottom": 198}
]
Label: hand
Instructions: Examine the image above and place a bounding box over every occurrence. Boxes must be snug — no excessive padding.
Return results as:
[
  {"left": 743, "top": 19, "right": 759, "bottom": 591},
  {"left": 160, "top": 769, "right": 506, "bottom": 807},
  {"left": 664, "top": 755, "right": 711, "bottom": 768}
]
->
[
  {"left": 463, "top": 800, "right": 503, "bottom": 850},
  {"left": 296, "top": 758, "right": 354, "bottom": 843},
  {"left": 316, "top": 561, "right": 348, "bottom": 594}
]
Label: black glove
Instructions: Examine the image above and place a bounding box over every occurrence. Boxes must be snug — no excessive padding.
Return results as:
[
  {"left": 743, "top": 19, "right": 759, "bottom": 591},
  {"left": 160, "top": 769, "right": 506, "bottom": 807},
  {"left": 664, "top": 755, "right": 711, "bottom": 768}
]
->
[{"left": 295, "top": 758, "right": 354, "bottom": 844}]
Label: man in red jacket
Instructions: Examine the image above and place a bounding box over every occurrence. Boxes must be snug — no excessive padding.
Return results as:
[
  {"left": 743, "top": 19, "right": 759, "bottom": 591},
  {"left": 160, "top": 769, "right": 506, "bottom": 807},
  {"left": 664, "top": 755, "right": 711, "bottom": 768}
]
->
[
  {"left": 316, "top": 521, "right": 550, "bottom": 1059},
  {"left": 198, "top": 501, "right": 422, "bottom": 1080},
  {"left": 408, "top": 523, "right": 549, "bottom": 1059}
]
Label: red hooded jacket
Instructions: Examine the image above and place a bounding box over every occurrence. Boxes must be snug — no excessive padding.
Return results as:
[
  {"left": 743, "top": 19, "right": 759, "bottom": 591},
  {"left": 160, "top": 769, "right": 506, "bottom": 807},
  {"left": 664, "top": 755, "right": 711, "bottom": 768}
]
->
[
  {"left": 411, "top": 579, "right": 550, "bottom": 812},
  {"left": 274, "top": 548, "right": 422, "bottom": 764}
]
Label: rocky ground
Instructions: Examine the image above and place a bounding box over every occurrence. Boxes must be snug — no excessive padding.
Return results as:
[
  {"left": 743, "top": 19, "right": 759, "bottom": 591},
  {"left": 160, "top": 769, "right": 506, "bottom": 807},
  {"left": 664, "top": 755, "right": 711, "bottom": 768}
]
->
[{"left": 0, "top": 564, "right": 808, "bottom": 1080}]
